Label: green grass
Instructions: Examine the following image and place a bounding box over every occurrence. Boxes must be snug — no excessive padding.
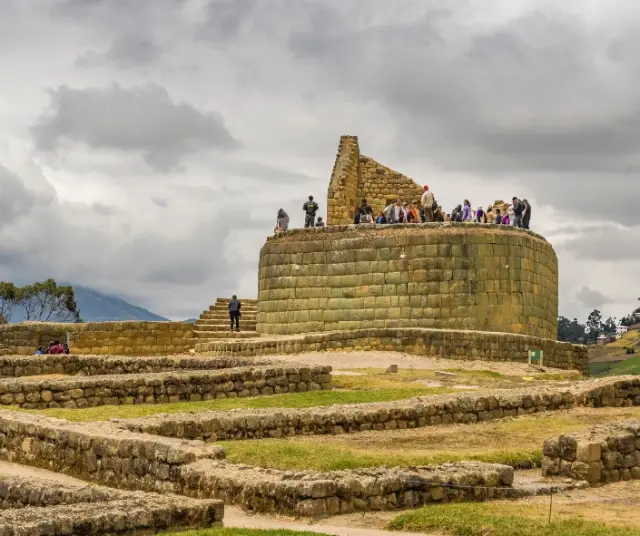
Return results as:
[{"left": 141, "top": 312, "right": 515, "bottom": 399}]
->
[
  {"left": 167, "top": 529, "right": 331, "bottom": 536},
  {"left": 29, "top": 387, "right": 443, "bottom": 422},
  {"left": 387, "top": 503, "right": 640, "bottom": 536},
  {"left": 592, "top": 354, "right": 640, "bottom": 377},
  {"left": 224, "top": 440, "right": 541, "bottom": 471}
]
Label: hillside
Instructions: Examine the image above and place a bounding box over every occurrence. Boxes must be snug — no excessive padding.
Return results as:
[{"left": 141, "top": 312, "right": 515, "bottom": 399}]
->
[
  {"left": 8, "top": 286, "right": 168, "bottom": 323},
  {"left": 589, "top": 327, "right": 640, "bottom": 376}
]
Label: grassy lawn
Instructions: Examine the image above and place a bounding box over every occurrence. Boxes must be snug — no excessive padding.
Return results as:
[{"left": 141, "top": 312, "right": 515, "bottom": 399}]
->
[
  {"left": 388, "top": 503, "right": 640, "bottom": 536},
  {"left": 591, "top": 354, "right": 640, "bottom": 377},
  {"left": 224, "top": 406, "right": 640, "bottom": 471},
  {"left": 167, "top": 530, "right": 331, "bottom": 536},
  {"left": 29, "top": 386, "right": 450, "bottom": 422}
]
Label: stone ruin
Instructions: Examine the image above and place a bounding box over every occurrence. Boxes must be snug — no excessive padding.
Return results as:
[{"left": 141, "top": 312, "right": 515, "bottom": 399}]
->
[{"left": 0, "top": 135, "right": 609, "bottom": 533}]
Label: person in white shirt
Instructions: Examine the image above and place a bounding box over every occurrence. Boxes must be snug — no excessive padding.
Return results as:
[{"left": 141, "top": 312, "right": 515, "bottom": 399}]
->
[{"left": 420, "top": 185, "right": 435, "bottom": 222}]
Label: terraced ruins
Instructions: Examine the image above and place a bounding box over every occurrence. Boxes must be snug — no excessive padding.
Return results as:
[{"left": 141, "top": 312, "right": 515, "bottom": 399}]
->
[{"left": 0, "top": 136, "right": 637, "bottom": 536}]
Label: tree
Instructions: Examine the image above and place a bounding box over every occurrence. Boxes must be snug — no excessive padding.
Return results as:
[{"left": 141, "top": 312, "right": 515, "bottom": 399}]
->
[
  {"left": 586, "top": 309, "right": 604, "bottom": 343},
  {"left": 0, "top": 282, "right": 19, "bottom": 323},
  {"left": 19, "top": 279, "right": 81, "bottom": 322},
  {"left": 557, "top": 316, "right": 586, "bottom": 343},
  {"left": 602, "top": 317, "right": 617, "bottom": 338}
]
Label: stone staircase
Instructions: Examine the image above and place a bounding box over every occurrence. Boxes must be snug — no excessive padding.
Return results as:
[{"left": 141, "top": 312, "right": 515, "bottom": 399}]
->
[{"left": 194, "top": 298, "right": 259, "bottom": 340}]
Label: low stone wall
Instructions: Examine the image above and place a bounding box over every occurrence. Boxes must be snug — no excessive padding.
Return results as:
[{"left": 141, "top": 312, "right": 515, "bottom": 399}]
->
[
  {"left": 120, "top": 377, "right": 639, "bottom": 442},
  {"left": 0, "top": 365, "right": 332, "bottom": 409},
  {"left": 196, "top": 327, "right": 588, "bottom": 374},
  {"left": 0, "top": 475, "right": 223, "bottom": 535},
  {"left": 0, "top": 412, "right": 560, "bottom": 516},
  {"left": 181, "top": 459, "right": 521, "bottom": 516},
  {"left": 0, "top": 412, "right": 225, "bottom": 490},
  {"left": 0, "top": 354, "right": 265, "bottom": 378},
  {"left": 0, "top": 321, "right": 196, "bottom": 356},
  {"left": 542, "top": 419, "right": 640, "bottom": 485}
]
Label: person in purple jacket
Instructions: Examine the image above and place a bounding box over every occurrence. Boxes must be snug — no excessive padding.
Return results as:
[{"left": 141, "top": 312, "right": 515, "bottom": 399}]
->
[{"left": 461, "top": 199, "right": 473, "bottom": 222}]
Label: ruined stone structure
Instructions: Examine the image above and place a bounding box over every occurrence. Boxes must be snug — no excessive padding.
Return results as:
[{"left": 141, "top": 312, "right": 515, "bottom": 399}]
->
[
  {"left": 258, "top": 224, "right": 558, "bottom": 339},
  {"left": 327, "top": 135, "right": 424, "bottom": 225}
]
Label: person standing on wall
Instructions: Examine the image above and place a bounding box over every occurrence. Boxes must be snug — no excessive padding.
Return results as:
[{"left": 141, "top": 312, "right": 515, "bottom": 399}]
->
[
  {"left": 421, "top": 185, "right": 435, "bottom": 222},
  {"left": 229, "top": 295, "right": 241, "bottom": 332},
  {"left": 303, "top": 196, "right": 319, "bottom": 228},
  {"left": 356, "top": 198, "right": 373, "bottom": 224},
  {"left": 522, "top": 199, "right": 532, "bottom": 229},
  {"left": 512, "top": 197, "right": 524, "bottom": 228}
]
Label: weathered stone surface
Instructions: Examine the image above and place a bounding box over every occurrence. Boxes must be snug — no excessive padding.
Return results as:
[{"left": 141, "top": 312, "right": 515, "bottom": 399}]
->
[
  {"left": 0, "top": 321, "right": 195, "bottom": 356},
  {"left": 542, "top": 418, "right": 640, "bottom": 486},
  {"left": 259, "top": 217, "right": 559, "bottom": 341},
  {"left": 121, "top": 377, "right": 640, "bottom": 442},
  {"left": 0, "top": 354, "right": 265, "bottom": 378},
  {"left": 0, "top": 364, "right": 331, "bottom": 409},
  {"left": 197, "top": 327, "right": 588, "bottom": 374}
]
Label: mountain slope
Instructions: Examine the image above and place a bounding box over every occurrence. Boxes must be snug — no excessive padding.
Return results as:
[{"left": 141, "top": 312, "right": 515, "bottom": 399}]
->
[{"left": 8, "top": 286, "right": 168, "bottom": 322}]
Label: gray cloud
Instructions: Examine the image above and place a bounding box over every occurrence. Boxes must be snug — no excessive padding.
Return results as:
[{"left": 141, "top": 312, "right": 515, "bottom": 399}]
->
[
  {"left": 32, "top": 84, "right": 238, "bottom": 170},
  {"left": 0, "top": 166, "right": 37, "bottom": 229},
  {"left": 196, "top": 0, "right": 259, "bottom": 43},
  {"left": 576, "top": 286, "right": 612, "bottom": 311},
  {"left": 77, "top": 34, "right": 162, "bottom": 68},
  {"left": 561, "top": 225, "right": 640, "bottom": 260}
]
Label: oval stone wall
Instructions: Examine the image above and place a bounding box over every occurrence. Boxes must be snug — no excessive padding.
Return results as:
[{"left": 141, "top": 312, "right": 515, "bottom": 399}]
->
[{"left": 257, "top": 224, "right": 558, "bottom": 339}]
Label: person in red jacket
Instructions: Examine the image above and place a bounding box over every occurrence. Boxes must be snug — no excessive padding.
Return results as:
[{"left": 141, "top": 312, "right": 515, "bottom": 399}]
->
[{"left": 48, "top": 340, "right": 65, "bottom": 354}]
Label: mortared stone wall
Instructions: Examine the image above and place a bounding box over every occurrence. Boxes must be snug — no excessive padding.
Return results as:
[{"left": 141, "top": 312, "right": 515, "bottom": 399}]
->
[{"left": 257, "top": 223, "right": 558, "bottom": 339}]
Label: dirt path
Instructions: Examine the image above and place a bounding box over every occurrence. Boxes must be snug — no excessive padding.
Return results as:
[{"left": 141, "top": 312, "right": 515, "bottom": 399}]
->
[{"left": 265, "top": 350, "right": 572, "bottom": 377}]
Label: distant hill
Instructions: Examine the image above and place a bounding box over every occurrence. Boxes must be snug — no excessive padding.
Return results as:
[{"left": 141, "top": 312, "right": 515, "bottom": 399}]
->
[{"left": 8, "top": 286, "right": 168, "bottom": 323}]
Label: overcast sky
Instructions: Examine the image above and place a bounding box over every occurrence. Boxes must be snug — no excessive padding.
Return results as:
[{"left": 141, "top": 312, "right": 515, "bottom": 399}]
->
[{"left": 0, "top": 0, "right": 638, "bottom": 321}]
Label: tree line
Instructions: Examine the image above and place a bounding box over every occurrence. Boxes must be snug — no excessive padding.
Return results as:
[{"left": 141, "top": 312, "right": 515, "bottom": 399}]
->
[
  {"left": 0, "top": 280, "right": 81, "bottom": 324},
  {"left": 558, "top": 309, "right": 627, "bottom": 344}
]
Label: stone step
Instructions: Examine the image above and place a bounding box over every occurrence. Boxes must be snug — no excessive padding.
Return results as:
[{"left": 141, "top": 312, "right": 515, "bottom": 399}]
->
[
  {"left": 214, "top": 298, "right": 258, "bottom": 304},
  {"left": 194, "top": 331, "right": 259, "bottom": 339},
  {"left": 195, "top": 324, "right": 258, "bottom": 332},
  {"left": 209, "top": 305, "right": 258, "bottom": 312},
  {"left": 200, "top": 311, "right": 258, "bottom": 318}
]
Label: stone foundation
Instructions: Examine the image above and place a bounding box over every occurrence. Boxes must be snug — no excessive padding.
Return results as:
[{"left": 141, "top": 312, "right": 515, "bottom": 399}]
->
[
  {"left": 0, "top": 475, "right": 223, "bottom": 535},
  {"left": 0, "top": 321, "right": 196, "bottom": 356},
  {"left": 119, "top": 377, "right": 638, "bottom": 442},
  {"left": 0, "top": 411, "right": 524, "bottom": 516},
  {"left": 542, "top": 419, "right": 640, "bottom": 485},
  {"left": 196, "top": 327, "right": 588, "bottom": 374},
  {"left": 0, "top": 354, "right": 265, "bottom": 378},
  {"left": 0, "top": 365, "right": 332, "bottom": 409},
  {"left": 258, "top": 224, "right": 558, "bottom": 339}
]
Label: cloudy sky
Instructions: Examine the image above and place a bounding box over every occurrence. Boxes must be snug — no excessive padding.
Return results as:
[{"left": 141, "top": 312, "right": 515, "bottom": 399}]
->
[{"left": 0, "top": 0, "right": 638, "bottom": 321}]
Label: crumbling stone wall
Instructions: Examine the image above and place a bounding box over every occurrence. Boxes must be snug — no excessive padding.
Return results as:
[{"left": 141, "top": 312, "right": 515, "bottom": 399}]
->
[
  {"left": 0, "top": 412, "right": 522, "bottom": 517},
  {"left": 326, "top": 136, "right": 424, "bottom": 225},
  {"left": 542, "top": 419, "right": 640, "bottom": 485},
  {"left": 0, "top": 354, "right": 264, "bottom": 378},
  {"left": 0, "top": 321, "right": 196, "bottom": 356},
  {"left": 258, "top": 224, "right": 558, "bottom": 339},
  {"left": 0, "top": 365, "right": 332, "bottom": 409},
  {"left": 120, "top": 377, "right": 636, "bottom": 442},
  {"left": 198, "top": 327, "right": 586, "bottom": 373}
]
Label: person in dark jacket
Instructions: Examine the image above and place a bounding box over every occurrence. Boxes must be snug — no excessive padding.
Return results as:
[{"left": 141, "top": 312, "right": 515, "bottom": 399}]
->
[
  {"left": 451, "top": 204, "right": 463, "bottom": 222},
  {"left": 228, "top": 295, "right": 241, "bottom": 332},
  {"left": 522, "top": 199, "right": 532, "bottom": 229},
  {"left": 303, "top": 196, "right": 319, "bottom": 228},
  {"left": 512, "top": 197, "right": 524, "bottom": 228},
  {"left": 355, "top": 199, "right": 373, "bottom": 224}
]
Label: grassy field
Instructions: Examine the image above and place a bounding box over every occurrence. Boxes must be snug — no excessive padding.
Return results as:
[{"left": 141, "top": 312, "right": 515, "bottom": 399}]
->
[
  {"left": 224, "top": 406, "right": 640, "bottom": 471},
  {"left": 31, "top": 384, "right": 452, "bottom": 422},
  {"left": 388, "top": 502, "right": 640, "bottom": 536},
  {"left": 590, "top": 354, "right": 640, "bottom": 377}
]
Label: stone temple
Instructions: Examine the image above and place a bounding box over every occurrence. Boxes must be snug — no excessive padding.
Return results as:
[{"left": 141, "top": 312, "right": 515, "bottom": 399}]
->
[{"left": 254, "top": 135, "right": 583, "bottom": 370}]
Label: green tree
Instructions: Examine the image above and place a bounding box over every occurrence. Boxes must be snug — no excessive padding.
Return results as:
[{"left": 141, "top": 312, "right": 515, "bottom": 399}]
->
[
  {"left": 20, "top": 279, "right": 81, "bottom": 322},
  {"left": 557, "top": 316, "right": 586, "bottom": 343},
  {"left": 586, "top": 309, "right": 604, "bottom": 343},
  {"left": 0, "top": 282, "right": 19, "bottom": 323},
  {"left": 602, "top": 317, "right": 617, "bottom": 338}
]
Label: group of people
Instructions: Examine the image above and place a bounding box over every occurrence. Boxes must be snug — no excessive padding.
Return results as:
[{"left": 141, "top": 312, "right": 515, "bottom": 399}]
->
[
  {"left": 274, "top": 196, "right": 324, "bottom": 233},
  {"left": 356, "top": 188, "right": 532, "bottom": 229},
  {"left": 35, "top": 340, "right": 70, "bottom": 355},
  {"left": 273, "top": 189, "right": 532, "bottom": 233},
  {"left": 449, "top": 197, "right": 532, "bottom": 228}
]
